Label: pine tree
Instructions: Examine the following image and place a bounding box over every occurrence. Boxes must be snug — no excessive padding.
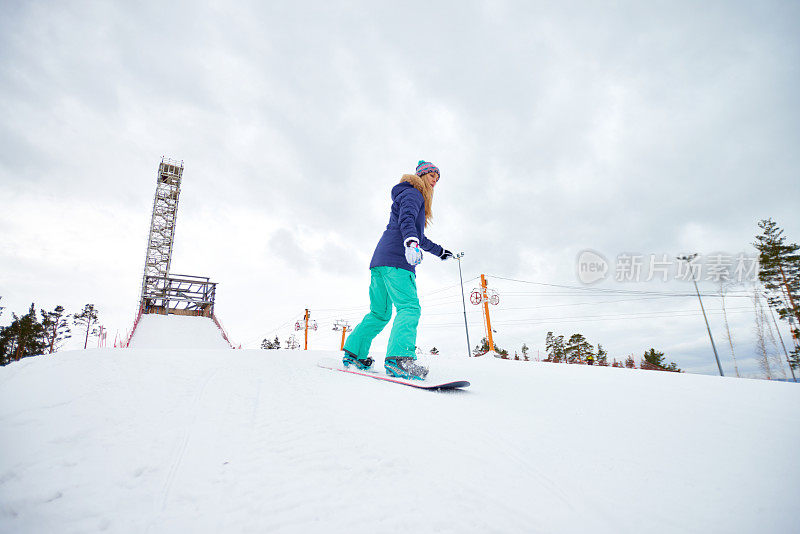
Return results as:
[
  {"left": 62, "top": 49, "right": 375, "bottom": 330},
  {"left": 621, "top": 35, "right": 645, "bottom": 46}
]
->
[
  {"left": 473, "top": 337, "right": 508, "bottom": 357},
  {"left": 642, "top": 348, "right": 666, "bottom": 368},
  {"left": 597, "top": 344, "right": 608, "bottom": 366},
  {"left": 0, "top": 304, "right": 46, "bottom": 364},
  {"left": 753, "top": 218, "right": 800, "bottom": 368},
  {"left": 73, "top": 304, "right": 99, "bottom": 349},
  {"left": 40, "top": 305, "right": 71, "bottom": 354},
  {"left": 19, "top": 303, "right": 46, "bottom": 359},
  {"left": 1, "top": 321, "right": 13, "bottom": 365},
  {"left": 641, "top": 348, "right": 681, "bottom": 372},
  {"left": 565, "top": 333, "right": 594, "bottom": 363},
  {"left": 473, "top": 337, "right": 490, "bottom": 356},
  {"left": 555, "top": 336, "right": 565, "bottom": 362},
  {"left": 545, "top": 332, "right": 565, "bottom": 362},
  {"left": 261, "top": 336, "right": 281, "bottom": 349},
  {"left": 0, "top": 329, "right": 7, "bottom": 366},
  {"left": 521, "top": 343, "right": 530, "bottom": 361},
  {"left": 624, "top": 355, "right": 636, "bottom": 368}
]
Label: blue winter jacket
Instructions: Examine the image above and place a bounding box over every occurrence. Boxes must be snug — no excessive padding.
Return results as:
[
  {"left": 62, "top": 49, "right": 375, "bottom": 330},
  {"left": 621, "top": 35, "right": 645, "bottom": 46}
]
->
[{"left": 369, "top": 181, "right": 443, "bottom": 274}]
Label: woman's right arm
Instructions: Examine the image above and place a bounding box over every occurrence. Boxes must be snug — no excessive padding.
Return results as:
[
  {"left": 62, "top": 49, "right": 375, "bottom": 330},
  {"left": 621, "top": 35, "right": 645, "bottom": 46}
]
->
[{"left": 396, "top": 189, "right": 424, "bottom": 246}]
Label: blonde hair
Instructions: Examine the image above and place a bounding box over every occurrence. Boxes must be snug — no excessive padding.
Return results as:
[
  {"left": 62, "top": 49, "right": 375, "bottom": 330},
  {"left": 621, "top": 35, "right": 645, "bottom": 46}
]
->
[{"left": 400, "top": 174, "right": 433, "bottom": 227}]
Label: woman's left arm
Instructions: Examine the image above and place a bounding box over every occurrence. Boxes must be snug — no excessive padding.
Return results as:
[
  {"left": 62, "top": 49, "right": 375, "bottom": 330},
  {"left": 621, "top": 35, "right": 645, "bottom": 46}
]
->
[
  {"left": 419, "top": 236, "right": 443, "bottom": 256},
  {"left": 420, "top": 237, "right": 453, "bottom": 260}
]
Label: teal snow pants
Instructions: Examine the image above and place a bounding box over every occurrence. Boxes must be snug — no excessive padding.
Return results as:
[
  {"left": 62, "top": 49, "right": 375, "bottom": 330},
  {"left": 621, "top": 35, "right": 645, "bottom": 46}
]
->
[{"left": 343, "top": 266, "right": 421, "bottom": 360}]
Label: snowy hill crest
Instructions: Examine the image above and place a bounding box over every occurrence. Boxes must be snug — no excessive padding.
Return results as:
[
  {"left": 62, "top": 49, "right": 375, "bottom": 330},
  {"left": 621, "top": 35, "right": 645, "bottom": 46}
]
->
[{"left": 1, "top": 343, "right": 798, "bottom": 533}]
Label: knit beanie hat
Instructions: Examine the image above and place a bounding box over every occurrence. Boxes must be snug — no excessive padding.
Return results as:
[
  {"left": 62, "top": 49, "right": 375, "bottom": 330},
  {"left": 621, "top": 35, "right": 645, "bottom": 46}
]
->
[{"left": 416, "top": 160, "right": 440, "bottom": 177}]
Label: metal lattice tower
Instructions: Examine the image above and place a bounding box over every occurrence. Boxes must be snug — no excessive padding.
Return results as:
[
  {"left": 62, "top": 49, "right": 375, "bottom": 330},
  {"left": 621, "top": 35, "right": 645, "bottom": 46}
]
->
[
  {"left": 138, "top": 157, "right": 218, "bottom": 316},
  {"left": 140, "top": 157, "right": 184, "bottom": 306}
]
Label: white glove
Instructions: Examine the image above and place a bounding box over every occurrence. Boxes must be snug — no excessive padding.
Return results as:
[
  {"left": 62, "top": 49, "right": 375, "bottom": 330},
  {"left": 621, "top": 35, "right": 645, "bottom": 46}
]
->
[{"left": 404, "top": 238, "right": 423, "bottom": 266}]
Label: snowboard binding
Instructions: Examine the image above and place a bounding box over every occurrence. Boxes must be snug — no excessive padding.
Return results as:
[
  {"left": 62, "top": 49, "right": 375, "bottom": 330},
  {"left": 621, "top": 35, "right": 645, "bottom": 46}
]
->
[
  {"left": 384, "top": 357, "right": 429, "bottom": 381},
  {"left": 342, "top": 350, "right": 374, "bottom": 371}
]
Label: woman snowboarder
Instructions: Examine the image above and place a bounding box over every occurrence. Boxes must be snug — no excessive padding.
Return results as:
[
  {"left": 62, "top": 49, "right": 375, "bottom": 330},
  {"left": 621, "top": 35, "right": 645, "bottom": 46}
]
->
[{"left": 342, "top": 160, "right": 453, "bottom": 380}]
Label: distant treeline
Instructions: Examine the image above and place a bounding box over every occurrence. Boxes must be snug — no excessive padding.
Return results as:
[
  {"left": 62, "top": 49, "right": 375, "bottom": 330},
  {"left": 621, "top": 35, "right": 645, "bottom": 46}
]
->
[
  {"left": 471, "top": 333, "right": 681, "bottom": 372},
  {"left": 0, "top": 299, "right": 99, "bottom": 366}
]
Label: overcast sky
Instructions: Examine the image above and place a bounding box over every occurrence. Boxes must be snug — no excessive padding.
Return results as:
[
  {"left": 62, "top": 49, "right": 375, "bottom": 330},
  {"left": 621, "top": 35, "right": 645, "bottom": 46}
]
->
[{"left": 2, "top": 1, "right": 798, "bottom": 377}]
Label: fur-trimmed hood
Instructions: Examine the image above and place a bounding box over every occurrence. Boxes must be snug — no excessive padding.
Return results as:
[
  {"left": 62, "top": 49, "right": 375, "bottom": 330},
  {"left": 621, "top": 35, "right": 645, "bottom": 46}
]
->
[{"left": 399, "top": 173, "right": 426, "bottom": 191}]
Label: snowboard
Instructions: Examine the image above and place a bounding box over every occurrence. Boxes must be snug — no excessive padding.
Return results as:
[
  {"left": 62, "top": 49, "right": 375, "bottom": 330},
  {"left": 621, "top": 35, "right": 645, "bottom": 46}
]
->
[{"left": 317, "top": 358, "right": 470, "bottom": 390}]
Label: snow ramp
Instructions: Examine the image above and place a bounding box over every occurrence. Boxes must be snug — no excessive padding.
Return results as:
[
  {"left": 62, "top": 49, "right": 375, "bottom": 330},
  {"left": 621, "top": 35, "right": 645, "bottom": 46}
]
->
[{"left": 128, "top": 314, "right": 232, "bottom": 349}]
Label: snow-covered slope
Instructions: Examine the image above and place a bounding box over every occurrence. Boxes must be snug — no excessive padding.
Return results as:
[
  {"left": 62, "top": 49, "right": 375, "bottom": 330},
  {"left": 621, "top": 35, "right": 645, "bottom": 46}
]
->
[
  {"left": 128, "top": 314, "right": 232, "bottom": 350},
  {"left": 1, "top": 346, "right": 798, "bottom": 533}
]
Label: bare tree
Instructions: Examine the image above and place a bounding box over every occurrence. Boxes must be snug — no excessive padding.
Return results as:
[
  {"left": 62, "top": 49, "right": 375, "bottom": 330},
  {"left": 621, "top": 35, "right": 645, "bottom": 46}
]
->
[
  {"left": 753, "top": 290, "right": 784, "bottom": 379},
  {"left": 766, "top": 298, "right": 797, "bottom": 382},
  {"left": 40, "top": 305, "right": 72, "bottom": 354},
  {"left": 762, "top": 294, "right": 788, "bottom": 380},
  {"left": 73, "top": 304, "right": 99, "bottom": 350},
  {"left": 719, "top": 279, "right": 740, "bottom": 377}
]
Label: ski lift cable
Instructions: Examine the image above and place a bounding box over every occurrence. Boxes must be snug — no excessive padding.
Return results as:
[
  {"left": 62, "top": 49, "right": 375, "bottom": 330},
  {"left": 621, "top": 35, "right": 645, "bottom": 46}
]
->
[
  {"left": 472, "top": 294, "right": 699, "bottom": 311},
  {"left": 300, "top": 303, "right": 753, "bottom": 334},
  {"left": 242, "top": 312, "right": 299, "bottom": 345},
  {"left": 498, "top": 305, "right": 754, "bottom": 322},
  {"left": 485, "top": 273, "right": 759, "bottom": 298},
  {"left": 418, "top": 276, "right": 480, "bottom": 299},
  {"left": 500, "top": 290, "right": 757, "bottom": 299},
  {"left": 418, "top": 295, "right": 682, "bottom": 317},
  {"left": 423, "top": 304, "right": 753, "bottom": 323},
  {"left": 422, "top": 306, "right": 755, "bottom": 328},
  {"left": 437, "top": 306, "right": 755, "bottom": 326},
  {"left": 486, "top": 273, "right": 680, "bottom": 295},
  {"left": 303, "top": 280, "right": 474, "bottom": 320}
]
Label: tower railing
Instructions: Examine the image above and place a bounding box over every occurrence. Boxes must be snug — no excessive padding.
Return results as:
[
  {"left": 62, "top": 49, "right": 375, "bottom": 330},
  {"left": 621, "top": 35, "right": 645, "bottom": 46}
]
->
[{"left": 141, "top": 274, "right": 217, "bottom": 316}]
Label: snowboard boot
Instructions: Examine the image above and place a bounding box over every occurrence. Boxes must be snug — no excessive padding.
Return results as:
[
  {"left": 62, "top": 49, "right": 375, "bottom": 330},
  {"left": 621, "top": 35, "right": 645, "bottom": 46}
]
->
[
  {"left": 384, "top": 357, "right": 429, "bottom": 380},
  {"left": 342, "top": 350, "right": 374, "bottom": 371}
]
